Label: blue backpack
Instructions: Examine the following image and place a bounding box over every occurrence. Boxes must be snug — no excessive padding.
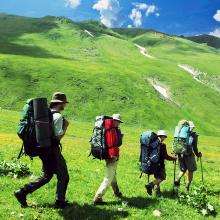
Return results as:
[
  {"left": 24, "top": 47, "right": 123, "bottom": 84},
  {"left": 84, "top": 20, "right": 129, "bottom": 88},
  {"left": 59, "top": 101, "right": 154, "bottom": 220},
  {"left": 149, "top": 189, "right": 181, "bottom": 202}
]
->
[
  {"left": 139, "top": 131, "right": 160, "bottom": 175},
  {"left": 172, "top": 121, "right": 193, "bottom": 155}
]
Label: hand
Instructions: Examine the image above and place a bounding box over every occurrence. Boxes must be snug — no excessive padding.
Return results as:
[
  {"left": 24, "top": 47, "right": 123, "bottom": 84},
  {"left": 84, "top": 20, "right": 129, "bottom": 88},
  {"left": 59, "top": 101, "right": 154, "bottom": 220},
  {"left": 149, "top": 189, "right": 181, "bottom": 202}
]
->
[
  {"left": 197, "top": 152, "right": 202, "bottom": 158},
  {"left": 172, "top": 156, "right": 177, "bottom": 163},
  {"left": 63, "top": 119, "right": 69, "bottom": 130}
]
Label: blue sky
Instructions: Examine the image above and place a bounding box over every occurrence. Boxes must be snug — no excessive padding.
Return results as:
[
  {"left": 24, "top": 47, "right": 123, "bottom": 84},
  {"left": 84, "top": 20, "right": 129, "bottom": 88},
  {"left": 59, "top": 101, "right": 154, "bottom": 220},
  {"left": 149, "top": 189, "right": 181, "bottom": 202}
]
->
[{"left": 1, "top": 0, "right": 220, "bottom": 36}]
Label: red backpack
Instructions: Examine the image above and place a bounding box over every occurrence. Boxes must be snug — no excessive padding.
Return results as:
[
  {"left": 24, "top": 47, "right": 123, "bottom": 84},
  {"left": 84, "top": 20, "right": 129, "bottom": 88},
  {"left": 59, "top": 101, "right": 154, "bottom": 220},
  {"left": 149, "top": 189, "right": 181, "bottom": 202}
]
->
[{"left": 105, "top": 119, "right": 122, "bottom": 158}]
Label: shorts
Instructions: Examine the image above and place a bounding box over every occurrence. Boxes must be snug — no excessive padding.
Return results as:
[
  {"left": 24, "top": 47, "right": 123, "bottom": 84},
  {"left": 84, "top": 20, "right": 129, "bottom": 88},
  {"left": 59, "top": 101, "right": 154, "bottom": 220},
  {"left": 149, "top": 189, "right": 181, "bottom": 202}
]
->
[
  {"left": 154, "top": 167, "right": 166, "bottom": 180},
  {"left": 178, "top": 154, "right": 197, "bottom": 172}
]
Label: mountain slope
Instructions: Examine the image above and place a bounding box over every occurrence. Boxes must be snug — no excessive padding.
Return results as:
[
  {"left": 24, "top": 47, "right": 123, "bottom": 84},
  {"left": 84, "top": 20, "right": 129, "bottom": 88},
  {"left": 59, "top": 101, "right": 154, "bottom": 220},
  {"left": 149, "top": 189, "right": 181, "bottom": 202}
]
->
[
  {"left": 0, "top": 14, "right": 220, "bottom": 135},
  {"left": 185, "top": 34, "right": 220, "bottom": 49}
]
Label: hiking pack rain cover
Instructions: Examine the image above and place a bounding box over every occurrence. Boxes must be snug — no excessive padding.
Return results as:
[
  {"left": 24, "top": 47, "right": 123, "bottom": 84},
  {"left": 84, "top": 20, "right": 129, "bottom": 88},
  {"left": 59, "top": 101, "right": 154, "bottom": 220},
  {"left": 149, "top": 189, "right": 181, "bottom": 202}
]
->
[
  {"left": 140, "top": 131, "right": 160, "bottom": 175},
  {"left": 33, "top": 98, "right": 52, "bottom": 148}
]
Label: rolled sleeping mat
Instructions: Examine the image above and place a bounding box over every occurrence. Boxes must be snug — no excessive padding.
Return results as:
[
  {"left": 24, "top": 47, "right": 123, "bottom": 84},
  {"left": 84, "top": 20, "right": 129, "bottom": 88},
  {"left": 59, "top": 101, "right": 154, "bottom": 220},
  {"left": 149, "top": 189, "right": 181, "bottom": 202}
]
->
[{"left": 33, "top": 98, "right": 52, "bottom": 148}]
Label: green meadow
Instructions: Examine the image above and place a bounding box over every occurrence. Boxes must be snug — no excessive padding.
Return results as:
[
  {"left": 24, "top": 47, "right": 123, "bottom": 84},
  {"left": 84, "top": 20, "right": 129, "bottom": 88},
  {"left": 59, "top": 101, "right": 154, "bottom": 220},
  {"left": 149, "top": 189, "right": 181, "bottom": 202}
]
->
[
  {"left": 0, "top": 109, "right": 220, "bottom": 219},
  {"left": 0, "top": 13, "right": 220, "bottom": 219}
]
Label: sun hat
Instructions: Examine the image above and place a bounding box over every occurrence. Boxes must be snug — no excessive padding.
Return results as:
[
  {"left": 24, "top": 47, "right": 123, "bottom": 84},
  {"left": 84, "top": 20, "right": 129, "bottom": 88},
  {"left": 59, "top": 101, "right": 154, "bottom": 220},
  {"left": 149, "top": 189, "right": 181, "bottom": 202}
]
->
[
  {"left": 50, "top": 92, "right": 69, "bottom": 103},
  {"left": 112, "top": 114, "right": 123, "bottom": 123},
  {"left": 188, "top": 121, "right": 195, "bottom": 128},
  {"left": 157, "top": 130, "right": 167, "bottom": 138}
]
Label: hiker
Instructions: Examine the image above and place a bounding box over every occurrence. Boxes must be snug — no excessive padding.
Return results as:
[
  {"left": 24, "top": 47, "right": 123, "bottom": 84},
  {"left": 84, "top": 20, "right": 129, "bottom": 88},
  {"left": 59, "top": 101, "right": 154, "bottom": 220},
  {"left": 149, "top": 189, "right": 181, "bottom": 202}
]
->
[
  {"left": 93, "top": 114, "right": 123, "bottom": 205},
  {"left": 174, "top": 121, "right": 202, "bottom": 191},
  {"left": 14, "top": 92, "right": 70, "bottom": 209},
  {"left": 145, "top": 130, "right": 176, "bottom": 196}
]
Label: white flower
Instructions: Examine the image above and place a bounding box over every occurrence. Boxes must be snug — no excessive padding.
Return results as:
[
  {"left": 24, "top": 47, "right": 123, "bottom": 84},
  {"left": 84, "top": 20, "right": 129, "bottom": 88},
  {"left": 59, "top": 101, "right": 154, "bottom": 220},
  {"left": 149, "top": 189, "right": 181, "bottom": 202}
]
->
[
  {"left": 19, "top": 213, "right": 24, "bottom": 218},
  {"left": 207, "top": 203, "right": 214, "bottom": 211},
  {"left": 153, "top": 210, "right": 161, "bottom": 217},
  {"left": 201, "top": 209, "right": 208, "bottom": 216},
  {"left": 122, "top": 201, "right": 128, "bottom": 207}
]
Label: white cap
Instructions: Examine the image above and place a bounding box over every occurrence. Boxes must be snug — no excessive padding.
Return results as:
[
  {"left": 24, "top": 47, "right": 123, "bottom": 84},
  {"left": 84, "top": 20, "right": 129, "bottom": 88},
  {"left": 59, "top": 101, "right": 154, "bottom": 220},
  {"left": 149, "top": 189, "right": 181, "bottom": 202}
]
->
[
  {"left": 112, "top": 114, "right": 123, "bottom": 123},
  {"left": 189, "top": 121, "right": 195, "bottom": 128},
  {"left": 157, "top": 130, "right": 167, "bottom": 137}
]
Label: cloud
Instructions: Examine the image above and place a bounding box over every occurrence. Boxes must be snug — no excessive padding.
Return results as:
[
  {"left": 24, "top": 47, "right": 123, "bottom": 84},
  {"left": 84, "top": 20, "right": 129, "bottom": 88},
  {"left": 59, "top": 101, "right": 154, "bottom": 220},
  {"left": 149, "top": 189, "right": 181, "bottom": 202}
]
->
[
  {"left": 129, "top": 2, "right": 159, "bottom": 27},
  {"left": 209, "top": 28, "right": 220, "bottom": 38},
  {"left": 129, "top": 8, "right": 142, "bottom": 27},
  {"left": 213, "top": 10, "right": 220, "bottom": 22},
  {"left": 92, "top": 0, "right": 122, "bottom": 28},
  {"left": 145, "top": 5, "right": 156, "bottom": 16},
  {"left": 133, "top": 3, "right": 148, "bottom": 10},
  {"left": 128, "top": 24, "right": 133, "bottom": 28},
  {"left": 65, "top": 0, "right": 81, "bottom": 9}
]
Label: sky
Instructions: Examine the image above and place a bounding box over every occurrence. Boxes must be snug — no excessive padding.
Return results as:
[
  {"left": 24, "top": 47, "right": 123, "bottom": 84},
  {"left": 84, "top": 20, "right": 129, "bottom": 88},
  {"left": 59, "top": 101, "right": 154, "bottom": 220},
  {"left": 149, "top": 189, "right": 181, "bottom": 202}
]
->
[{"left": 0, "top": 0, "right": 220, "bottom": 37}]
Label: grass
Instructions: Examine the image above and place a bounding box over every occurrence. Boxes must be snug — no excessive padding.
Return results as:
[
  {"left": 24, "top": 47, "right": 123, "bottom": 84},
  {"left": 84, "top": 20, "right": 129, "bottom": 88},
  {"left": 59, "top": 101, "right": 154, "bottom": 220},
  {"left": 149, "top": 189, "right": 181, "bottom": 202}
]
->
[
  {"left": 0, "top": 14, "right": 220, "bottom": 135},
  {"left": 0, "top": 109, "right": 219, "bottom": 219}
]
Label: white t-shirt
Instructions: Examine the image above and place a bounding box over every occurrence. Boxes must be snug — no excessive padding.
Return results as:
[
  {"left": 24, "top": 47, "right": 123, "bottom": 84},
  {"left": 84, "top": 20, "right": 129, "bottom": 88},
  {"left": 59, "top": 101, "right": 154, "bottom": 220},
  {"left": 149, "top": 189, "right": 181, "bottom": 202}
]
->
[{"left": 51, "top": 109, "right": 64, "bottom": 136}]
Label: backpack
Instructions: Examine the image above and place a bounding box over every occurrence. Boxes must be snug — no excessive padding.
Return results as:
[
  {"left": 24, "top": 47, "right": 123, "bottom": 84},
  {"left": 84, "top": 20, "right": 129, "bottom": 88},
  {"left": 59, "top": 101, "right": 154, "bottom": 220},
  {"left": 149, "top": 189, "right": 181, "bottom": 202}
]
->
[
  {"left": 139, "top": 131, "right": 161, "bottom": 175},
  {"left": 172, "top": 120, "right": 193, "bottom": 155},
  {"left": 105, "top": 119, "right": 122, "bottom": 158},
  {"left": 89, "top": 116, "right": 123, "bottom": 160},
  {"left": 17, "top": 98, "right": 54, "bottom": 158}
]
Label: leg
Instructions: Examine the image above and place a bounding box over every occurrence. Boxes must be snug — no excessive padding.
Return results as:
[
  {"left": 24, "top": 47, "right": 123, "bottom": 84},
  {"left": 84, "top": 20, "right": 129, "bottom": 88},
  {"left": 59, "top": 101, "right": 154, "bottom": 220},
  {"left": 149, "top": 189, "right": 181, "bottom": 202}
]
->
[
  {"left": 186, "top": 171, "right": 193, "bottom": 191},
  {"left": 153, "top": 167, "right": 166, "bottom": 196},
  {"left": 111, "top": 172, "right": 122, "bottom": 197},
  {"left": 185, "top": 154, "right": 197, "bottom": 191},
  {"left": 177, "top": 170, "right": 186, "bottom": 181},
  {"left": 94, "top": 159, "right": 118, "bottom": 202},
  {"left": 53, "top": 147, "right": 69, "bottom": 202},
  {"left": 175, "top": 155, "right": 186, "bottom": 186},
  {"left": 14, "top": 154, "right": 53, "bottom": 207}
]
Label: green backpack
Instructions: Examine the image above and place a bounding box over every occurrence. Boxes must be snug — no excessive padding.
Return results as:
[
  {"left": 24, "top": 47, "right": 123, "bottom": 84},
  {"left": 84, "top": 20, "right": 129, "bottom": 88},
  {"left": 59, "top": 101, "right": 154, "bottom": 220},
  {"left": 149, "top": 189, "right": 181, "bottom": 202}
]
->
[
  {"left": 17, "top": 99, "right": 34, "bottom": 139},
  {"left": 17, "top": 98, "right": 54, "bottom": 159}
]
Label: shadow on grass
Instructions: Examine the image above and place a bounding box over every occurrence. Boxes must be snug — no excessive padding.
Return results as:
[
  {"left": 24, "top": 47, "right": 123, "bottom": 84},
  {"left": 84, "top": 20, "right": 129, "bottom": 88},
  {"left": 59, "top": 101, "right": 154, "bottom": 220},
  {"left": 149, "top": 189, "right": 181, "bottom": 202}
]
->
[
  {"left": 160, "top": 189, "right": 178, "bottom": 199},
  {"left": 57, "top": 202, "right": 129, "bottom": 220},
  {"left": 121, "top": 196, "right": 159, "bottom": 209},
  {"left": 0, "top": 14, "right": 69, "bottom": 59}
]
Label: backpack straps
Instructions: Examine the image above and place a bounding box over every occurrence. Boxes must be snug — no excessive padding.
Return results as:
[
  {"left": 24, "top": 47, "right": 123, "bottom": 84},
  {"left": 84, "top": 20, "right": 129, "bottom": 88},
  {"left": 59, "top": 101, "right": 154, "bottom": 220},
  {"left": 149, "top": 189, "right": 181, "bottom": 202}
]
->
[{"left": 17, "top": 143, "right": 25, "bottom": 160}]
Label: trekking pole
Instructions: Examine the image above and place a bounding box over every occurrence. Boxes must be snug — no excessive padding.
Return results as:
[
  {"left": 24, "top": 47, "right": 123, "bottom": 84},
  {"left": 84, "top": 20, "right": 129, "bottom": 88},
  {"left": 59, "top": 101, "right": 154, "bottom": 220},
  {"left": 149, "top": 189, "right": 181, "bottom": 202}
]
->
[
  {"left": 173, "top": 160, "right": 176, "bottom": 194},
  {"left": 200, "top": 157, "right": 204, "bottom": 185}
]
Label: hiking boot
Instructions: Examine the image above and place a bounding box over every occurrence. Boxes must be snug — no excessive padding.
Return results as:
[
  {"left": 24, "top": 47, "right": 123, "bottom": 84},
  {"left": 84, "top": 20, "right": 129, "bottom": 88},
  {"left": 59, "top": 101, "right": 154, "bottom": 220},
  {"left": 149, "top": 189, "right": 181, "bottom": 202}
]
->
[
  {"left": 174, "top": 180, "right": 180, "bottom": 187},
  {"left": 145, "top": 183, "right": 154, "bottom": 196},
  {"left": 93, "top": 198, "right": 107, "bottom": 206},
  {"left": 14, "top": 190, "right": 28, "bottom": 208},
  {"left": 54, "top": 200, "right": 71, "bottom": 209},
  {"left": 155, "top": 187, "right": 161, "bottom": 197},
  {"left": 113, "top": 192, "right": 123, "bottom": 198}
]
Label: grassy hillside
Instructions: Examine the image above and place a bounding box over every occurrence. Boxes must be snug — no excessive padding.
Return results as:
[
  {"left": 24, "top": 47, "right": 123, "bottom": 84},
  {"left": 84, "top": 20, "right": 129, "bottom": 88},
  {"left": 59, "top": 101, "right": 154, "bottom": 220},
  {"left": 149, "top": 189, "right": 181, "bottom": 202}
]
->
[
  {"left": 0, "top": 14, "right": 220, "bottom": 136},
  {"left": 0, "top": 109, "right": 220, "bottom": 220}
]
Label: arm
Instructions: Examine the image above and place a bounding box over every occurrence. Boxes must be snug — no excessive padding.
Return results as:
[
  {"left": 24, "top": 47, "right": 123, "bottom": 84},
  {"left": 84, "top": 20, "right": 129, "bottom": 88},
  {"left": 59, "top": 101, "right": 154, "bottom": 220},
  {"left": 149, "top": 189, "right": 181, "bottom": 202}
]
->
[
  {"left": 55, "top": 119, "right": 69, "bottom": 141},
  {"left": 191, "top": 133, "right": 202, "bottom": 157},
  {"left": 53, "top": 114, "right": 69, "bottom": 141},
  {"left": 162, "top": 144, "right": 176, "bottom": 161}
]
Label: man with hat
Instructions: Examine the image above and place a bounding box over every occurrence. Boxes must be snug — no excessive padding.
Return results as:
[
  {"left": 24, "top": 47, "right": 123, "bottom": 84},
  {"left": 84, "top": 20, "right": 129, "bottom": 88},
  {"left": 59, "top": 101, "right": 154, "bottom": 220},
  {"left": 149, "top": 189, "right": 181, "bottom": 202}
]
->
[
  {"left": 146, "top": 130, "right": 177, "bottom": 196},
  {"left": 14, "top": 92, "right": 70, "bottom": 209},
  {"left": 93, "top": 114, "right": 123, "bottom": 205}
]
